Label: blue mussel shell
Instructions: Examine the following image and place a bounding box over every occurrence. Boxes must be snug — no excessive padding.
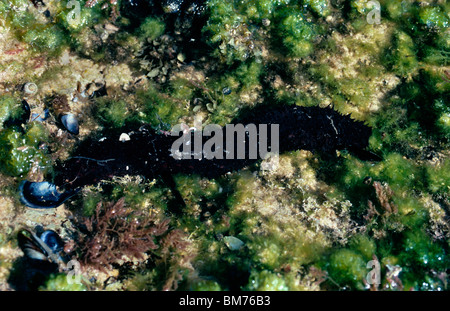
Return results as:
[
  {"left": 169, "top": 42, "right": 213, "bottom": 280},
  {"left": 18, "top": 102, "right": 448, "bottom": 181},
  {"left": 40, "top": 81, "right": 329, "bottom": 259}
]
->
[
  {"left": 19, "top": 180, "right": 80, "bottom": 209},
  {"left": 61, "top": 113, "right": 79, "bottom": 135}
]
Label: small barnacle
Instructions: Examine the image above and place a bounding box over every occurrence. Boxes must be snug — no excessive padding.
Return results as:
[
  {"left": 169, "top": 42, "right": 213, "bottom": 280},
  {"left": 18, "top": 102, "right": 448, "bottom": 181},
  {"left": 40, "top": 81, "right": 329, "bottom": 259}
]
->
[{"left": 23, "top": 82, "right": 38, "bottom": 96}]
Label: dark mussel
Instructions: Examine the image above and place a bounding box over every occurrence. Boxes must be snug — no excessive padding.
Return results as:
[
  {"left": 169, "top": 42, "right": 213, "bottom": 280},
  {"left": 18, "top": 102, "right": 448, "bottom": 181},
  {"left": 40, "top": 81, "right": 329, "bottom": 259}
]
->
[
  {"left": 60, "top": 113, "right": 79, "bottom": 135},
  {"left": 19, "top": 180, "right": 80, "bottom": 209},
  {"left": 17, "top": 228, "right": 66, "bottom": 264},
  {"left": 40, "top": 230, "right": 65, "bottom": 255},
  {"left": 51, "top": 95, "right": 79, "bottom": 135},
  {"left": 10, "top": 228, "right": 64, "bottom": 290}
]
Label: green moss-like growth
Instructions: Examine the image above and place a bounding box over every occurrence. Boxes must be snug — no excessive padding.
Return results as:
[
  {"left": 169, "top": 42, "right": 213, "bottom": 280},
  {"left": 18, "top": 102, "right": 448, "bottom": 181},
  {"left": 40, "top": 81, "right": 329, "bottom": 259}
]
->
[
  {"left": 383, "top": 30, "right": 418, "bottom": 76},
  {"left": 374, "top": 153, "right": 423, "bottom": 191},
  {"left": 134, "top": 85, "right": 189, "bottom": 130},
  {"left": 94, "top": 98, "right": 130, "bottom": 128},
  {"left": 349, "top": 235, "right": 377, "bottom": 261},
  {"left": 274, "top": 9, "right": 316, "bottom": 58},
  {"left": 81, "top": 189, "right": 105, "bottom": 217},
  {"left": 350, "top": 0, "right": 376, "bottom": 15},
  {"left": 434, "top": 98, "right": 450, "bottom": 140},
  {"left": 0, "top": 95, "right": 24, "bottom": 130},
  {"left": 190, "top": 279, "right": 222, "bottom": 291},
  {"left": 402, "top": 229, "right": 447, "bottom": 273},
  {"left": 24, "top": 122, "right": 48, "bottom": 146},
  {"left": 418, "top": 6, "right": 449, "bottom": 30},
  {"left": 327, "top": 249, "right": 367, "bottom": 290},
  {"left": 2, "top": 0, "right": 117, "bottom": 57},
  {"left": 204, "top": 0, "right": 322, "bottom": 63},
  {"left": 203, "top": 0, "right": 259, "bottom": 63},
  {"left": 368, "top": 101, "right": 424, "bottom": 154},
  {"left": 39, "top": 273, "right": 86, "bottom": 291},
  {"left": 423, "top": 31, "right": 450, "bottom": 65},
  {"left": 244, "top": 270, "right": 288, "bottom": 291},
  {"left": 0, "top": 129, "right": 38, "bottom": 177},
  {"left": 0, "top": 123, "right": 50, "bottom": 177},
  {"left": 138, "top": 17, "right": 166, "bottom": 41},
  {"left": 426, "top": 158, "right": 450, "bottom": 195},
  {"left": 21, "top": 25, "right": 66, "bottom": 55},
  {"left": 207, "top": 61, "right": 263, "bottom": 125},
  {"left": 302, "top": 0, "right": 331, "bottom": 17},
  {"left": 383, "top": 0, "right": 413, "bottom": 20}
]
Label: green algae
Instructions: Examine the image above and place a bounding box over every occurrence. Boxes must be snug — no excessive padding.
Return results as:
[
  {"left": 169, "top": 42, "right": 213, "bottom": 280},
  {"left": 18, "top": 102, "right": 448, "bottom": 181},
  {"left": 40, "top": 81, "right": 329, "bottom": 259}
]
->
[
  {"left": 39, "top": 273, "right": 87, "bottom": 291},
  {"left": 418, "top": 6, "right": 449, "bottom": 30},
  {"left": 95, "top": 98, "right": 130, "bottom": 128},
  {"left": 0, "top": 95, "right": 24, "bottom": 130},
  {"left": 21, "top": 25, "right": 66, "bottom": 54},
  {"left": 138, "top": 17, "right": 166, "bottom": 41},
  {"left": 203, "top": 0, "right": 322, "bottom": 63},
  {"left": 303, "top": 0, "right": 330, "bottom": 17},
  {"left": 0, "top": 126, "right": 50, "bottom": 177},
  {"left": 0, "top": 0, "right": 113, "bottom": 57},
  {"left": 382, "top": 30, "right": 418, "bottom": 76},
  {"left": 244, "top": 270, "right": 289, "bottom": 291},
  {"left": 327, "top": 249, "right": 367, "bottom": 290},
  {"left": 427, "top": 158, "right": 450, "bottom": 195},
  {"left": 274, "top": 9, "right": 317, "bottom": 58},
  {"left": 190, "top": 279, "right": 222, "bottom": 291},
  {"left": 57, "top": 1, "right": 104, "bottom": 33}
]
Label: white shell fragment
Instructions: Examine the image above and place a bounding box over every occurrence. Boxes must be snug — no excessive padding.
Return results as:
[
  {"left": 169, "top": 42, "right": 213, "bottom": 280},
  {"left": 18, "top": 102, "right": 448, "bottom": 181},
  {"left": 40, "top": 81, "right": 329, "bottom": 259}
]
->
[
  {"left": 223, "top": 236, "right": 245, "bottom": 251},
  {"left": 119, "top": 133, "right": 131, "bottom": 142}
]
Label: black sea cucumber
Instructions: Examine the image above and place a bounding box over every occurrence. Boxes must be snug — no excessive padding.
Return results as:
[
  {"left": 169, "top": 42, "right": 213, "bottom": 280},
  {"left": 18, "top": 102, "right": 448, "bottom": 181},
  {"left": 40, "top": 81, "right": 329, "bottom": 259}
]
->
[{"left": 53, "top": 104, "right": 379, "bottom": 191}]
